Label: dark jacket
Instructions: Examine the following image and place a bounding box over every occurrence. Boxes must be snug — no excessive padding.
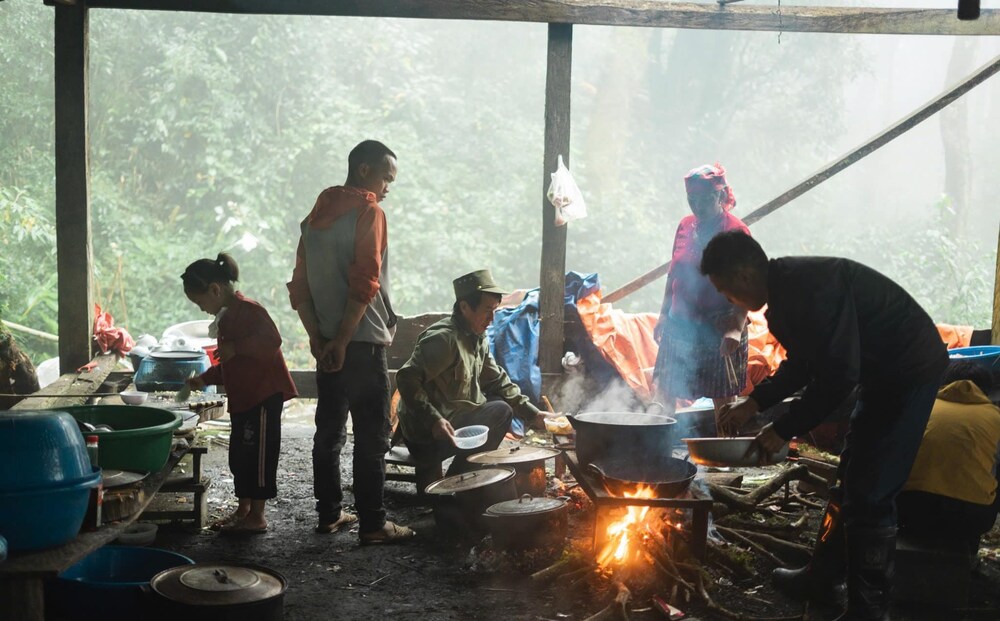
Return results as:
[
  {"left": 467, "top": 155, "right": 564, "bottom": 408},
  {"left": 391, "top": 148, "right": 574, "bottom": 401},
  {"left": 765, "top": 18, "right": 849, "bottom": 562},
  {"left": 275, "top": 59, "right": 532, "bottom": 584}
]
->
[{"left": 750, "top": 257, "right": 948, "bottom": 440}]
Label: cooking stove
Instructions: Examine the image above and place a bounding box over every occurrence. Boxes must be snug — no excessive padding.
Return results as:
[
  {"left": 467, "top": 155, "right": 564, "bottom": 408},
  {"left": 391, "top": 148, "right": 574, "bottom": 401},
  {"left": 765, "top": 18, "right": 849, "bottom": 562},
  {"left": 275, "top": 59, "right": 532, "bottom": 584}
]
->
[{"left": 562, "top": 450, "right": 712, "bottom": 559}]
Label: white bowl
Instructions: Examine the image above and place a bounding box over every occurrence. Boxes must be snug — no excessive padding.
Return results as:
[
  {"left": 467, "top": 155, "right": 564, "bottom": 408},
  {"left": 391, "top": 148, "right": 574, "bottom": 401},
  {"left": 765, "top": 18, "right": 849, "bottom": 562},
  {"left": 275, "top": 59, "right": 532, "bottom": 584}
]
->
[
  {"left": 453, "top": 425, "right": 489, "bottom": 450},
  {"left": 119, "top": 390, "right": 148, "bottom": 405}
]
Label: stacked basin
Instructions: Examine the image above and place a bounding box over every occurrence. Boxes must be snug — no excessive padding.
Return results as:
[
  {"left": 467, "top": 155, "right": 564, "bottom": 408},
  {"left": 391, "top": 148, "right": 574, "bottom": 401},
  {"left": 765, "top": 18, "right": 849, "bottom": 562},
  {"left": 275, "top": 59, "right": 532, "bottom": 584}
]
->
[
  {"left": 0, "top": 410, "right": 102, "bottom": 551},
  {"left": 60, "top": 405, "right": 182, "bottom": 472}
]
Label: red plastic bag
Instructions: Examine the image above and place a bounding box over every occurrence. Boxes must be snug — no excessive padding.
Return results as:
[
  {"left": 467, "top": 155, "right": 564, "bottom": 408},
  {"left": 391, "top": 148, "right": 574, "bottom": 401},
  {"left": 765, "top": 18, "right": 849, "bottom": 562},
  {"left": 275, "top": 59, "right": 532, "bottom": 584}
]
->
[{"left": 92, "top": 304, "right": 135, "bottom": 356}]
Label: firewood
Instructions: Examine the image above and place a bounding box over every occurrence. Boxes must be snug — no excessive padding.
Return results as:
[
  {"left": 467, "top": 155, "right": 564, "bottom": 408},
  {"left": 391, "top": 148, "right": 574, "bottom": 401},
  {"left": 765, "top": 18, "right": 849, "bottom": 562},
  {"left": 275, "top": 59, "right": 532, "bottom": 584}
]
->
[
  {"left": 695, "top": 571, "right": 804, "bottom": 621},
  {"left": 531, "top": 554, "right": 583, "bottom": 583},
  {"left": 722, "top": 527, "right": 812, "bottom": 562},
  {"left": 716, "top": 526, "right": 791, "bottom": 568},
  {"left": 583, "top": 581, "right": 632, "bottom": 621}
]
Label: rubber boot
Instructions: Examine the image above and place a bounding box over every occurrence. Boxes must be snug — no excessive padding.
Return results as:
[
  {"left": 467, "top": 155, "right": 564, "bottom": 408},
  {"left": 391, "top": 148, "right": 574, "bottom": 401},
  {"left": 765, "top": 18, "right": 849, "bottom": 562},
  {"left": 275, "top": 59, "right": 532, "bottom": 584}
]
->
[
  {"left": 833, "top": 526, "right": 896, "bottom": 621},
  {"left": 772, "top": 491, "right": 846, "bottom": 602}
]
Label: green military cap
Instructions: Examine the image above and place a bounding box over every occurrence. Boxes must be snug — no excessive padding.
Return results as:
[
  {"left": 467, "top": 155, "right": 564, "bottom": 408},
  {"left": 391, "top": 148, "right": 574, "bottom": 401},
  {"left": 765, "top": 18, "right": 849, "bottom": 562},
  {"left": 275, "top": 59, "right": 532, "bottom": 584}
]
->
[{"left": 453, "top": 269, "right": 508, "bottom": 300}]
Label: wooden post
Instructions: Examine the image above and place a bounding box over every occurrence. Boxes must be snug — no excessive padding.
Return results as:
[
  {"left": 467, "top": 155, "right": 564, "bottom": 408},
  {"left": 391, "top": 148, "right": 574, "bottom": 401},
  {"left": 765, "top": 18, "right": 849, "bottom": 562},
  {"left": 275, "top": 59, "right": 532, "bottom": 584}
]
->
[
  {"left": 55, "top": 3, "right": 93, "bottom": 374},
  {"left": 538, "top": 23, "right": 572, "bottom": 397},
  {"left": 993, "top": 223, "right": 1000, "bottom": 345}
]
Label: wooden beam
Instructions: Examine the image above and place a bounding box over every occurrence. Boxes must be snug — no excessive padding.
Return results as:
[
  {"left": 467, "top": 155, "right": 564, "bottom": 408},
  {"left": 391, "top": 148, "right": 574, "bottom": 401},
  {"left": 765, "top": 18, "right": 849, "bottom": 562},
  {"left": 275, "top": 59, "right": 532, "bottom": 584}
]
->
[
  {"left": 75, "top": 1, "right": 1000, "bottom": 36},
  {"left": 993, "top": 223, "right": 1000, "bottom": 345},
  {"left": 603, "top": 52, "right": 1000, "bottom": 305},
  {"left": 54, "top": 2, "right": 93, "bottom": 374},
  {"left": 538, "top": 23, "right": 572, "bottom": 392},
  {"left": 11, "top": 353, "right": 117, "bottom": 410}
]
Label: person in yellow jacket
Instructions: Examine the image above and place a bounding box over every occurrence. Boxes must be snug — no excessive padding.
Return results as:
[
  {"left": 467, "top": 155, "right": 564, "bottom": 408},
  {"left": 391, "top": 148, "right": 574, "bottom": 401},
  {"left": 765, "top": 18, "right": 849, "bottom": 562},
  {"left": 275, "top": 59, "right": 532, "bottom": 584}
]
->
[{"left": 897, "top": 360, "right": 1000, "bottom": 554}]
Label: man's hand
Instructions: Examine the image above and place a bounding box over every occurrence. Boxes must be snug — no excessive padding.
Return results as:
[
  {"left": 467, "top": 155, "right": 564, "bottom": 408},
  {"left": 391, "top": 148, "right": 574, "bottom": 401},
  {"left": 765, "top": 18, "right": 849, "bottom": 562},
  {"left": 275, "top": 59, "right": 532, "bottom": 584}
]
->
[
  {"left": 309, "top": 335, "right": 327, "bottom": 362},
  {"left": 716, "top": 397, "right": 759, "bottom": 437},
  {"left": 431, "top": 418, "right": 456, "bottom": 445},
  {"left": 185, "top": 376, "right": 206, "bottom": 391},
  {"left": 320, "top": 337, "right": 348, "bottom": 373},
  {"left": 217, "top": 341, "right": 237, "bottom": 362},
  {"left": 754, "top": 422, "right": 787, "bottom": 455}
]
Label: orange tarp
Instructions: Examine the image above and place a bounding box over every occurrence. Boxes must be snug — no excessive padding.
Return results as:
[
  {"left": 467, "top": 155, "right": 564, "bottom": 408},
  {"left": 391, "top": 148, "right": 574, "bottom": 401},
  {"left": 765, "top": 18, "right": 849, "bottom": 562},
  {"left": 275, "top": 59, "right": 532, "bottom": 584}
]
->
[{"left": 576, "top": 293, "right": 973, "bottom": 403}]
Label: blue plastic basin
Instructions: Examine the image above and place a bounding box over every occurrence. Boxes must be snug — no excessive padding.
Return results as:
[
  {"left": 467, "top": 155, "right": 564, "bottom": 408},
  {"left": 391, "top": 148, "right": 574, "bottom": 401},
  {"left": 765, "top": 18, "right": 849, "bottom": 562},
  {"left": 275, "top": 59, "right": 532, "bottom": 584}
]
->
[
  {"left": 50, "top": 545, "right": 195, "bottom": 620},
  {"left": 948, "top": 345, "right": 1000, "bottom": 370},
  {"left": 0, "top": 466, "right": 101, "bottom": 551},
  {"left": 0, "top": 410, "right": 92, "bottom": 492}
]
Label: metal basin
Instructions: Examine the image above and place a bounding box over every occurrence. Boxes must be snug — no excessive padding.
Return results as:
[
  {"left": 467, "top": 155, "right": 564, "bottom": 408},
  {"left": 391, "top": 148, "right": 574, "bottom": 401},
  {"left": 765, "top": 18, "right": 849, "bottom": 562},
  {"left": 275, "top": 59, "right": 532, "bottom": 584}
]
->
[{"left": 683, "top": 437, "right": 788, "bottom": 467}]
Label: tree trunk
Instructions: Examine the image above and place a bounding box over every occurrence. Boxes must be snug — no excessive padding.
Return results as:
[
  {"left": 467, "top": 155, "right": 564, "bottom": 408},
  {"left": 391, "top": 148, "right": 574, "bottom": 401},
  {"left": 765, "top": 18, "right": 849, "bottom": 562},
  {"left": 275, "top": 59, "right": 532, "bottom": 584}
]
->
[
  {"left": 942, "top": 37, "right": 977, "bottom": 238},
  {"left": 0, "top": 330, "right": 41, "bottom": 410}
]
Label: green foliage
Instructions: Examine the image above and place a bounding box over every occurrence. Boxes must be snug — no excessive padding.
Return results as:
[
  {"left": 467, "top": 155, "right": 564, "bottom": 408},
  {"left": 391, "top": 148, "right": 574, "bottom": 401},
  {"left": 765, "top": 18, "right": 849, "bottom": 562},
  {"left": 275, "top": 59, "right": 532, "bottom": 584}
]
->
[{"left": 0, "top": 2, "right": 996, "bottom": 372}]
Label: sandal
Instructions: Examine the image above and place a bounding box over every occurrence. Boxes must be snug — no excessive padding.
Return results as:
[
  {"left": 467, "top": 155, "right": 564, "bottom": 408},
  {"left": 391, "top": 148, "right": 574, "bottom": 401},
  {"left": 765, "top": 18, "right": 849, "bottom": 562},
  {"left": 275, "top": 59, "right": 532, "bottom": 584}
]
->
[
  {"left": 209, "top": 512, "right": 248, "bottom": 531},
  {"left": 315, "top": 510, "right": 358, "bottom": 534},
  {"left": 359, "top": 521, "right": 416, "bottom": 545}
]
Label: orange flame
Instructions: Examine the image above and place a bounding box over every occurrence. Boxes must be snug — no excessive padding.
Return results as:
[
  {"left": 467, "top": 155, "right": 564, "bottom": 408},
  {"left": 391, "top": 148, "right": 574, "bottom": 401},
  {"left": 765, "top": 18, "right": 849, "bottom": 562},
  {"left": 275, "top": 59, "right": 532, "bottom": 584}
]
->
[{"left": 596, "top": 484, "right": 657, "bottom": 568}]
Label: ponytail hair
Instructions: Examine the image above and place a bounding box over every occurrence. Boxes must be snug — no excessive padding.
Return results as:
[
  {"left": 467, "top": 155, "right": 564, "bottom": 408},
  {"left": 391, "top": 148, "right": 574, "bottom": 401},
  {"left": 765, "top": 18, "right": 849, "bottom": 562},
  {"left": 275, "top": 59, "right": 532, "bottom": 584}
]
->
[{"left": 181, "top": 252, "right": 240, "bottom": 294}]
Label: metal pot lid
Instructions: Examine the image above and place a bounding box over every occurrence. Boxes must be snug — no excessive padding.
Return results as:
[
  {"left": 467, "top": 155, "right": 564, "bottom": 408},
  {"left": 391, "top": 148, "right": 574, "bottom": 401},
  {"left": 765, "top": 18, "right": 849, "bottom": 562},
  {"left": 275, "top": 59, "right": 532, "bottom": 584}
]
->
[
  {"left": 151, "top": 564, "right": 286, "bottom": 606},
  {"left": 486, "top": 494, "right": 567, "bottom": 516},
  {"left": 467, "top": 445, "right": 560, "bottom": 465},
  {"left": 101, "top": 469, "right": 148, "bottom": 488},
  {"left": 574, "top": 412, "right": 677, "bottom": 426},
  {"left": 423, "top": 467, "right": 515, "bottom": 495}
]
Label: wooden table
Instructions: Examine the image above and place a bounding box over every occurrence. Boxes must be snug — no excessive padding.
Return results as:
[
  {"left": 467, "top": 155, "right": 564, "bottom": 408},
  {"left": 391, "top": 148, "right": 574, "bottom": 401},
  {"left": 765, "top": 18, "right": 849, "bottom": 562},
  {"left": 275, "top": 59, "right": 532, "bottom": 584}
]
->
[{"left": 0, "top": 445, "right": 193, "bottom": 621}]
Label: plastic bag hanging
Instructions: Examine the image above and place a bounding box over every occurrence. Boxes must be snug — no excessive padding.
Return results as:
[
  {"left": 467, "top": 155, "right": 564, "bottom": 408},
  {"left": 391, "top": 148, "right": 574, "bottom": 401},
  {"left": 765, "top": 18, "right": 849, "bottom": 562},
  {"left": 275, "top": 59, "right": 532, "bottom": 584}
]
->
[{"left": 546, "top": 155, "right": 587, "bottom": 226}]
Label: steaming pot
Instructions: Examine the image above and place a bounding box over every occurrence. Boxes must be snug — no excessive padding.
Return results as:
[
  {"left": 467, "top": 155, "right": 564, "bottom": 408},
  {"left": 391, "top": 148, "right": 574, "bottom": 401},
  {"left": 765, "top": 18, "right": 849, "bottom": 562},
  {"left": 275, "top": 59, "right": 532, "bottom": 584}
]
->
[{"left": 567, "top": 411, "right": 677, "bottom": 465}]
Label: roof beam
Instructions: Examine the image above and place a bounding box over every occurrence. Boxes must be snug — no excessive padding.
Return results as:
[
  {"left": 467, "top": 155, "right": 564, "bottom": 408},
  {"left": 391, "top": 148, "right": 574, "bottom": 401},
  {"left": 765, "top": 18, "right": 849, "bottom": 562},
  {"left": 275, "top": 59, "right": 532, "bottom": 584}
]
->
[{"left": 70, "top": 1, "right": 1000, "bottom": 36}]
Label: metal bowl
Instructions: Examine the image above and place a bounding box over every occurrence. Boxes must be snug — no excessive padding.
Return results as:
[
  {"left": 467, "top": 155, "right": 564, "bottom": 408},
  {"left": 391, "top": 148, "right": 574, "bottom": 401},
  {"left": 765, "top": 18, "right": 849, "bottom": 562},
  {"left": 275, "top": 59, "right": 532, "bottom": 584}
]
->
[{"left": 682, "top": 437, "right": 788, "bottom": 467}]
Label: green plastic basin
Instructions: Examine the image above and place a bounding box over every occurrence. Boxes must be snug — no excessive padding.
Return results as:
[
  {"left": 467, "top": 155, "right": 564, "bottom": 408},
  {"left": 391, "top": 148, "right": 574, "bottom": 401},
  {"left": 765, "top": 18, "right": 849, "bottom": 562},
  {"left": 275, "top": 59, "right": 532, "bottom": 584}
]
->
[{"left": 56, "top": 406, "right": 182, "bottom": 472}]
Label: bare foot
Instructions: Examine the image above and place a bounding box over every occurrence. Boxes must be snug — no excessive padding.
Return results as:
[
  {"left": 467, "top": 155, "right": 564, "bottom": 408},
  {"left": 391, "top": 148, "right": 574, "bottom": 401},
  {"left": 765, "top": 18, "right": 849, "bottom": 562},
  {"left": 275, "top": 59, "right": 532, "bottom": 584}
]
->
[{"left": 209, "top": 509, "right": 249, "bottom": 531}]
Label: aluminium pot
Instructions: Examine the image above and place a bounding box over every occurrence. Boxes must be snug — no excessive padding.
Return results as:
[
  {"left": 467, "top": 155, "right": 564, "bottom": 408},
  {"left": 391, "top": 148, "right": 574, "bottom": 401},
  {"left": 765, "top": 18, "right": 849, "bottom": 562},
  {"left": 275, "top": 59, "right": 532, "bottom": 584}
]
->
[
  {"left": 424, "top": 467, "right": 518, "bottom": 536},
  {"left": 466, "top": 445, "right": 560, "bottom": 497},
  {"left": 147, "top": 563, "right": 286, "bottom": 621},
  {"left": 567, "top": 411, "right": 677, "bottom": 466},
  {"left": 483, "top": 494, "right": 569, "bottom": 552}
]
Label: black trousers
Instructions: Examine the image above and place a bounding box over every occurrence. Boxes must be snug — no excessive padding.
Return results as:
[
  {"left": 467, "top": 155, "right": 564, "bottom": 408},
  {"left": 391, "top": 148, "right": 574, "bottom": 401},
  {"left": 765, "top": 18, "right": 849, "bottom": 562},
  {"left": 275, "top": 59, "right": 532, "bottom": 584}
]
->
[
  {"left": 313, "top": 342, "right": 391, "bottom": 534},
  {"left": 407, "top": 400, "right": 513, "bottom": 477},
  {"left": 230, "top": 392, "right": 283, "bottom": 500},
  {"left": 838, "top": 379, "right": 941, "bottom": 528},
  {"left": 897, "top": 488, "right": 1000, "bottom": 548}
]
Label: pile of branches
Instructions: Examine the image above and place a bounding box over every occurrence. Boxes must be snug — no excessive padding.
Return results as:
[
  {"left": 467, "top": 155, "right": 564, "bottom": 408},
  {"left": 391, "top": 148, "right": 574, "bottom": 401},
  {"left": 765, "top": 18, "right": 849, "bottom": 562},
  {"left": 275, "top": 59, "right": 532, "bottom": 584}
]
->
[{"left": 532, "top": 464, "right": 833, "bottom": 621}]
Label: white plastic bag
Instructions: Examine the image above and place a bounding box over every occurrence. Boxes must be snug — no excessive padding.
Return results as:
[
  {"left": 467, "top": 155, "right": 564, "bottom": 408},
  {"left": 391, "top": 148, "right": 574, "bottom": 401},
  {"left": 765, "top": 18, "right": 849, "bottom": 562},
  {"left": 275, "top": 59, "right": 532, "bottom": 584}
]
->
[{"left": 546, "top": 155, "right": 587, "bottom": 226}]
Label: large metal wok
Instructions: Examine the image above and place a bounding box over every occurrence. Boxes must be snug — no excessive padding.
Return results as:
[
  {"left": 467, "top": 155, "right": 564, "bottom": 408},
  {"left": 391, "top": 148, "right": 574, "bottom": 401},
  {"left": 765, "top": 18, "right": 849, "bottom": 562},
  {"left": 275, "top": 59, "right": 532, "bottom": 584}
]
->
[{"left": 587, "top": 454, "right": 697, "bottom": 498}]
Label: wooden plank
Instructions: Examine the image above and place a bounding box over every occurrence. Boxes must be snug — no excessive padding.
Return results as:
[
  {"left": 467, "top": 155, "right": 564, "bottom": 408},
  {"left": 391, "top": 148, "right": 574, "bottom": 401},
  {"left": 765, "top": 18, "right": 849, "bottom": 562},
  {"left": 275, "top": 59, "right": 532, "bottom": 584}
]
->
[
  {"left": 54, "top": 2, "right": 93, "bottom": 375},
  {"left": 603, "top": 52, "right": 1000, "bottom": 305},
  {"left": 73, "top": 1, "right": 1000, "bottom": 36},
  {"left": 538, "top": 23, "right": 573, "bottom": 394},
  {"left": 10, "top": 353, "right": 117, "bottom": 410},
  {"left": 993, "top": 223, "right": 1000, "bottom": 345}
]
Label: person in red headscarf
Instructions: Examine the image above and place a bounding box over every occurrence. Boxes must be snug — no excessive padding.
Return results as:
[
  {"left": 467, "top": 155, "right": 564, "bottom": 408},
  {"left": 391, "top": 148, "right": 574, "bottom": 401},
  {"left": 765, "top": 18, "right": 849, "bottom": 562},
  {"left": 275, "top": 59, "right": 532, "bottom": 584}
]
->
[{"left": 652, "top": 164, "right": 751, "bottom": 422}]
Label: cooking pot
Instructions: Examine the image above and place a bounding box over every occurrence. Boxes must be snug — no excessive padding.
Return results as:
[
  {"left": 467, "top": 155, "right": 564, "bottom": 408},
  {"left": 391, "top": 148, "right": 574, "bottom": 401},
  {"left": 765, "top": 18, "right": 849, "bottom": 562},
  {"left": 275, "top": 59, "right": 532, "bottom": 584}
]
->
[
  {"left": 568, "top": 411, "right": 677, "bottom": 465},
  {"left": 466, "top": 445, "right": 560, "bottom": 497},
  {"left": 134, "top": 351, "right": 211, "bottom": 393},
  {"left": 424, "top": 467, "right": 518, "bottom": 537},
  {"left": 148, "top": 563, "right": 286, "bottom": 621},
  {"left": 587, "top": 455, "right": 697, "bottom": 498},
  {"left": 483, "top": 494, "right": 569, "bottom": 552},
  {"left": 674, "top": 403, "right": 717, "bottom": 439}
]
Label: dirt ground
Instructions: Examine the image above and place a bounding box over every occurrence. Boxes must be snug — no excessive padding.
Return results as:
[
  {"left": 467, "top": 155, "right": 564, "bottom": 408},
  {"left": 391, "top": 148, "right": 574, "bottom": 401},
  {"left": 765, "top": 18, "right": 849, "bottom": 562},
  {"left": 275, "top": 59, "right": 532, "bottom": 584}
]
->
[{"left": 145, "top": 402, "right": 1000, "bottom": 621}]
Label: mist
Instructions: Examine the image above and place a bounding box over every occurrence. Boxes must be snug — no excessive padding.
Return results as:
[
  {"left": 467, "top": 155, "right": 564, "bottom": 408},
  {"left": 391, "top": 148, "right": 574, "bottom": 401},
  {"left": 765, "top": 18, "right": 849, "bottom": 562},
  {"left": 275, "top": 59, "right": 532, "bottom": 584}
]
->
[{"left": 1, "top": 0, "right": 998, "bottom": 368}]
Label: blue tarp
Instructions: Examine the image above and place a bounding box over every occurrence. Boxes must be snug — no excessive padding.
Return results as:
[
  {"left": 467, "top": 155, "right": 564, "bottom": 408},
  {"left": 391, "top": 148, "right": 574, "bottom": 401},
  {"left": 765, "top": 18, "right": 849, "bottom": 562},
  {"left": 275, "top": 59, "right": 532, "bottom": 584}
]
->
[{"left": 487, "top": 271, "right": 601, "bottom": 426}]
